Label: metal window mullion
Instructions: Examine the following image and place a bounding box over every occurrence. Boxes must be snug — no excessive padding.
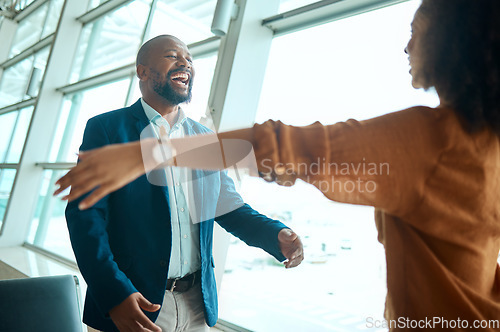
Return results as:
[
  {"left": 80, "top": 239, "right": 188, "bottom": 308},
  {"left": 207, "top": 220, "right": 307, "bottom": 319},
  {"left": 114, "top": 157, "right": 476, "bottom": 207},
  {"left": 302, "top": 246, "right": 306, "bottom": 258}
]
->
[
  {"left": 13, "top": 0, "right": 50, "bottom": 22},
  {"left": 77, "top": 0, "right": 133, "bottom": 25},
  {"left": 57, "top": 64, "right": 136, "bottom": 95},
  {"left": 0, "top": 164, "right": 19, "bottom": 169},
  {"left": 262, "top": 0, "right": 410, "bottom": 36},
  {"left": 0, "top": 98, "right": 36, "bottom": 116},
  {"left": 188, "top": 36, "right": 220, "bottom": 59},
  {"left": 35, "top": 163, "right": 76, "bottom": 170},
  {"left": 0, "top": 34, "right": 54, "bottom": 69}
]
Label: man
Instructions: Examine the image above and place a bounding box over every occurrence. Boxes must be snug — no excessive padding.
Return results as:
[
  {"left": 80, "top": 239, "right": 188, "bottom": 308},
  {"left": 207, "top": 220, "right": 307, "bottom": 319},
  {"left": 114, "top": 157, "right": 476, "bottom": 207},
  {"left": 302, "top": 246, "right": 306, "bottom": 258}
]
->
[{"left": 65, "top": 35, "right": 303, "bottom": 332}]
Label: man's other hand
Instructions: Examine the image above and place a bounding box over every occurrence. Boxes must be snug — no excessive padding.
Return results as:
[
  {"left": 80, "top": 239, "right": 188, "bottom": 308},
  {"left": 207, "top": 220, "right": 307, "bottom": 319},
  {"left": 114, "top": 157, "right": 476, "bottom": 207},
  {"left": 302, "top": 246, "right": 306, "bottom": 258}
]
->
[
  {"left": 278, "top": 228, "right": 304, "bottom": 268},
  {"left": 109, "top": 292, "right": 161, "bottom": 332}
]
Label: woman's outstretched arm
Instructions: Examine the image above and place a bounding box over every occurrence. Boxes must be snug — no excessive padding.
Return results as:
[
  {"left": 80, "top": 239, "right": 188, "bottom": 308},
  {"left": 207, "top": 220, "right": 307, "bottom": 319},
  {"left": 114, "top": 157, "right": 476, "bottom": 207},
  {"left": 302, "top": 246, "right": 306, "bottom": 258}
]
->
[
  {"left": 55, "top": 106, "right": 444, "bottom": 214},
  {"left": 54, "top": 128, "right": 255, "bottom": 210}
]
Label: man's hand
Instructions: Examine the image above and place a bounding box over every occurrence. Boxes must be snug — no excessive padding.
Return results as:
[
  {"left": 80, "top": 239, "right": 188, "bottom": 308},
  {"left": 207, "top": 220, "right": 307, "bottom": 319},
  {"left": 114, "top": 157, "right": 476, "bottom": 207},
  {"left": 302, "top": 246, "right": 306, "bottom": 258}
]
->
[
  {"left": 278, "top": 228, "right": 304, "bottom": 268},
  {"left": 109, "top": 292, "right": 162, "bottom": 332}
]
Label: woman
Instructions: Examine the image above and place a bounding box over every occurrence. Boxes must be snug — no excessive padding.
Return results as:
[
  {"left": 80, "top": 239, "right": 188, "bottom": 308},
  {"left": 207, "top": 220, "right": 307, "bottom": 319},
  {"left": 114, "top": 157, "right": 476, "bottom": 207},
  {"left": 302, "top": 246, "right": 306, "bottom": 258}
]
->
[{"left": 56, "top": 0, "right": 500, "bottom": 328}]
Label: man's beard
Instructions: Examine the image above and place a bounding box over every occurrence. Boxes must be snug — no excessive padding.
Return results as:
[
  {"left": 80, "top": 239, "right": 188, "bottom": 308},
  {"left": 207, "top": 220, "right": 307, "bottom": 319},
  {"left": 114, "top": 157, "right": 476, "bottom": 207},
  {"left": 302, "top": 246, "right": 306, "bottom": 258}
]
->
[{"left": 152, "top": 68, "right": 193, "bottom": 105}]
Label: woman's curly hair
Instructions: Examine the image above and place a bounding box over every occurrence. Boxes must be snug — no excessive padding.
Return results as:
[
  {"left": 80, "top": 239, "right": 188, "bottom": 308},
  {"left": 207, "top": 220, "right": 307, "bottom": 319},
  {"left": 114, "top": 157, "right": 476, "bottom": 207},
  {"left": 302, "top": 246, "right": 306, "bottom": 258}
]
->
[{"left": 417, "top": 0, "right": 500, "bottom": 135}]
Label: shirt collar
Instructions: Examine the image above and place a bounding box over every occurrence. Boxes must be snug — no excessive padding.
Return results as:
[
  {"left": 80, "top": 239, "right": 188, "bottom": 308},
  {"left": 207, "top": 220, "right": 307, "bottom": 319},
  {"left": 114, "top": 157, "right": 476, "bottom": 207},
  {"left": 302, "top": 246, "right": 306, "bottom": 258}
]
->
[{"left": 141, "top": 98, "right": 187, "bottom": 129}]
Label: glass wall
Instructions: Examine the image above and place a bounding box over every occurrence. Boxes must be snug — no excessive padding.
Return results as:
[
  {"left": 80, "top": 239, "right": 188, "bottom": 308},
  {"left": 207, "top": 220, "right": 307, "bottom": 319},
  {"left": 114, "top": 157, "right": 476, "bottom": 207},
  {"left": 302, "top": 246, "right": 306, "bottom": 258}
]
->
[{"left": 218, "top": 1, "right": 439, "bottom": 331}]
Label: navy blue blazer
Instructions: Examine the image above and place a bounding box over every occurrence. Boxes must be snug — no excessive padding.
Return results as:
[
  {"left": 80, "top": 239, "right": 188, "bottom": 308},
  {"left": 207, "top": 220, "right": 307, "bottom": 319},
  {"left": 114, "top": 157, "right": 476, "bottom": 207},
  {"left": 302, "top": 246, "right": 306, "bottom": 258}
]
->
[{"left": 65, "top": 100, "right": 287, "bottom": 331}]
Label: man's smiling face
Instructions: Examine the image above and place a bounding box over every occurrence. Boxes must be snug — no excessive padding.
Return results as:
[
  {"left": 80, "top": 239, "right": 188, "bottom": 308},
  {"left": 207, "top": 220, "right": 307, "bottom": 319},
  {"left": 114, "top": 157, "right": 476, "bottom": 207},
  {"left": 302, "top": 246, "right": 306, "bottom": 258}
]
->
[{"left": 144, "top": 36, "right": 195, "bottom": 105}]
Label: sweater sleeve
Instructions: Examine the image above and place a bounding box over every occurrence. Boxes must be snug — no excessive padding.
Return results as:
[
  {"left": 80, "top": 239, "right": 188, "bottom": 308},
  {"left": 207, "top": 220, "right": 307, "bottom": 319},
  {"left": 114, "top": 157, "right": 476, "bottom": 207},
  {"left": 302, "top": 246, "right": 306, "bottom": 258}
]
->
[{"left": 250, "top": 106, "right": 451, "bottom": 218}]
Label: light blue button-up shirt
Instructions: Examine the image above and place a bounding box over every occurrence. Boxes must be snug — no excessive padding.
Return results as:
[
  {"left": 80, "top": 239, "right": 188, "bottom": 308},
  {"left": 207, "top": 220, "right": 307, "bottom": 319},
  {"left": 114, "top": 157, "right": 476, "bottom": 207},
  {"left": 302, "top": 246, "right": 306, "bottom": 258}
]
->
[{"left": 141, "top": 98, "right": 201, "bottom": 278}]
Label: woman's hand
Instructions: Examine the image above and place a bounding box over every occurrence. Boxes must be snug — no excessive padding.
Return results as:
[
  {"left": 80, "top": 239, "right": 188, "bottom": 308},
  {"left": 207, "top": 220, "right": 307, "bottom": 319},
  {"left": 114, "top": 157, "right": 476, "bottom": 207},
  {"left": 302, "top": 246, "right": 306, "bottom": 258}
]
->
[{"left": 54, "top": 141, "right": 150, "bottom": 210}]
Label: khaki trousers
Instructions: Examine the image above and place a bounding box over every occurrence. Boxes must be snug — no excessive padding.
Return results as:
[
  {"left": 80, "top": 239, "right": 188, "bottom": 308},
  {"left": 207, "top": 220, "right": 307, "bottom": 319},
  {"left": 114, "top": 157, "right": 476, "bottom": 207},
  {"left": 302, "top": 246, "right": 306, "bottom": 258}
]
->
[{"left": 88, "top": 283, "right": 209, "bottom": 332}]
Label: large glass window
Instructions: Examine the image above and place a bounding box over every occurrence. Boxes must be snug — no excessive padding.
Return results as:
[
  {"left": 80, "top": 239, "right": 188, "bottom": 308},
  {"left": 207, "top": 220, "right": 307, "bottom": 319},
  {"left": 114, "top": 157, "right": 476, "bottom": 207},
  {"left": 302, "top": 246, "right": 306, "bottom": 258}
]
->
[
  {"left": 0, "top": 56, "right": 34, "bottom": 108},
  {"left": 218, "top": 1, "right": 439, "bottom": 331},
  {"left": 9, "top": 3, "right": 48, "bottom": 57},
  {"left": 1, "top": 107, "right": 33, "bottom": 163},
  {"left": 0, "top": 106, "right": 33, "bottom": 232},
  {"left": 69, "top": 0, "right": 152, "bottom": 83},
  {"left": 0, "top": 46, "right": 50, "bottom": 108},
  {"left": 145, "top": 0, "right": 218, "bottom": 44},
  {"left": 8, "top": 0, "right": 64, "bottom": 57},
  {"left": 49, "top": 78, "right": 132, "bottom": 163},
  {"left": 27, "top": 169, "right": 75, "bottom": 260},
  {"left": 0, "top": 169, "right": 17, "bottom": 233}
]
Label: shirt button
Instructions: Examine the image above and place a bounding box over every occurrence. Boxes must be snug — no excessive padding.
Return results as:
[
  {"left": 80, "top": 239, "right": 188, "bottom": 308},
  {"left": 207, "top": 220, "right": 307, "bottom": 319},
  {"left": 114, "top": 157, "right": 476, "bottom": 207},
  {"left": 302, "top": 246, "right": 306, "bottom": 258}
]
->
[
  {"left": 180, "top": 208, "right": 185, "bottom": 212},
  {"left": 175, "top": 182, "right": 180, "bottom": 186},
  {"left": 184, "top": 260, "right": 188, "bottom": 265},
  {"left": 159, "top": 260, "right": 167, "bottom": 267},
  {"left": 183, "top": 234, "right": 188, "bottom": 239}
]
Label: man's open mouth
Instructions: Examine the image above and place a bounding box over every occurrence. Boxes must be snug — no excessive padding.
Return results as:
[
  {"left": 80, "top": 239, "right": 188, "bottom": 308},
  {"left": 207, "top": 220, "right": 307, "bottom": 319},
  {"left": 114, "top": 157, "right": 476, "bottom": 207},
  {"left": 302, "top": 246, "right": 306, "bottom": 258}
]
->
[{"left": 170, "top": 71, "right": 190, "bottom": 88}]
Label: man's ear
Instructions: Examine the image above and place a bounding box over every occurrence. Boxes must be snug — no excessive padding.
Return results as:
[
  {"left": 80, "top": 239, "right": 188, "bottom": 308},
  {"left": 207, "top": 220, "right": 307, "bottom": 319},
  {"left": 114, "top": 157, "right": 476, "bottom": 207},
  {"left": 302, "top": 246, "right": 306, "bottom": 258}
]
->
[{"left": 136, "top": 64, "right": 148, "bottom": 81}]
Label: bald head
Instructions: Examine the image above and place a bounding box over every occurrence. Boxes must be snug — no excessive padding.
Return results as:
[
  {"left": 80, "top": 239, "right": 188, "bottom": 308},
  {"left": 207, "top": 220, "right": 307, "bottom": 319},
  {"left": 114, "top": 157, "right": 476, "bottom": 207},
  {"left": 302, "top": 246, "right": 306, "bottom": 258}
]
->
[{"left": 136, "top": 35, "right": 184, "bottom": 67}]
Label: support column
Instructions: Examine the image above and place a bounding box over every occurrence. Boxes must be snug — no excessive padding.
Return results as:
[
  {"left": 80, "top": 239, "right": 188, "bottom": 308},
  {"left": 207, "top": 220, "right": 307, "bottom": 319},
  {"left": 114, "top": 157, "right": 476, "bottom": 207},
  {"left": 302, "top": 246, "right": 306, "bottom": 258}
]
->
[
  {"left": 208, "top": 0, "right": 280, "bottom": 290},
  {"left": 208, "top": 0, "right": 279, "bottom": 132}
]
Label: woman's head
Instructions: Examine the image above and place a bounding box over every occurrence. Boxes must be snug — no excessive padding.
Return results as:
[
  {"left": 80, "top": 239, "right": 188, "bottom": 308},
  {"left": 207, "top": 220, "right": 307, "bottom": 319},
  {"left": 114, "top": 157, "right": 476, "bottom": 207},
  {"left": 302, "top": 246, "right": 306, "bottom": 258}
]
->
[{"left": 410, "top": 0, "right": 500, "bottom": 135}]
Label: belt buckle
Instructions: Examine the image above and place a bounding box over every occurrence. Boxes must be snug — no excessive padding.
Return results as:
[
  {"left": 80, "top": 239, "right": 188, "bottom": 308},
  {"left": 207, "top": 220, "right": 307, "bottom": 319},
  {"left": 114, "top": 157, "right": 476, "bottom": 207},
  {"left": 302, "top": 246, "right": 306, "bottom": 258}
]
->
[{"left": 169, "top": 278, "right": 179, "bottom": 292}]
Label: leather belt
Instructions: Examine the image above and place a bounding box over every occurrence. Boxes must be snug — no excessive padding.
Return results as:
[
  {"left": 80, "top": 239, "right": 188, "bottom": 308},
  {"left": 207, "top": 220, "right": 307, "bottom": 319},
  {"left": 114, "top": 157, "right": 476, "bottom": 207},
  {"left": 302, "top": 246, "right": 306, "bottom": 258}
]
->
[{"left": 166, "top": 270, "right": 201, "bottom": 293}]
